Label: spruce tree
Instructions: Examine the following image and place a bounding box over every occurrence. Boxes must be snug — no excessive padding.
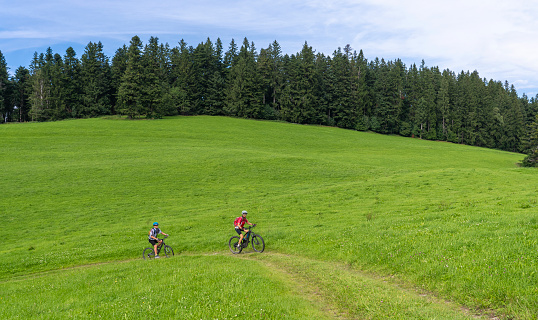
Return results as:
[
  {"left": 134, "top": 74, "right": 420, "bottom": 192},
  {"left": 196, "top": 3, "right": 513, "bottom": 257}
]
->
[
  {"left": 28, "top": 52, "right": 49, "bottom": 121},
  {"left": 281, "top": 42, "right": 318, "bottom": 124},
  {"left": 80, "top": 42, "right": 112, "bottom": 117},
  {"left": 0, "top": 50, "right": 9, "bottom": 122},
  {"left": 117, "top": 36, "right": 144, "bottom": 118},
  {"left": 205, "top": 38, "right": 226, "bottom": 115},
  {"left": 63, "top": 47, "right": 81, "bottom": 117},
  {"left": 521, "top": 114, "right": 538, "bottom": 167},
  {"left": 142, "top": 36, "right": 172, "bottom": 118},
  {"left": 169, "top": 39, "right": 194, "bottom": 115},
  {"left": 12, "top": 66, "right": 30, "bottom": 122},
  {"left": 111, "top": 45, "right": 128, "bottom": 111},
  {"left": 225, "top": 38, "right": 262, "bottom": 118}
]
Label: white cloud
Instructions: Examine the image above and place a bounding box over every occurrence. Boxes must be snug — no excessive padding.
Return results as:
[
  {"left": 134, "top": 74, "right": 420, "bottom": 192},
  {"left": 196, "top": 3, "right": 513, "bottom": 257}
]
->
[{"left": 1, "top": 0, "right": 537, "bottom": 96}]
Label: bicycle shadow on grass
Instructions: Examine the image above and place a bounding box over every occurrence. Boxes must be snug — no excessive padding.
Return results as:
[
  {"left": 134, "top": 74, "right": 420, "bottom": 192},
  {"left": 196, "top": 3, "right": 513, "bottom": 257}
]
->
[{"left": 234, "top": 248, "right": 266, "bottom": 255}]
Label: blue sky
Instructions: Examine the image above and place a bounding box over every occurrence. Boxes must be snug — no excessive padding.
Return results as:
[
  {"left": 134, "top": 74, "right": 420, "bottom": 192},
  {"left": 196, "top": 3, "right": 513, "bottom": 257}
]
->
[{"left": 2, "top": 0, "right": 538, "bottom": 97}]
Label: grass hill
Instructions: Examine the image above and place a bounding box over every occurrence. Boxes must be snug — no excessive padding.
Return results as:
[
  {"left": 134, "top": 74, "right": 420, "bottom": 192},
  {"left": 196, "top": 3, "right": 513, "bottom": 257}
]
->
[{"left": 0, "top": 116, "right": 535, "bottom": 319}]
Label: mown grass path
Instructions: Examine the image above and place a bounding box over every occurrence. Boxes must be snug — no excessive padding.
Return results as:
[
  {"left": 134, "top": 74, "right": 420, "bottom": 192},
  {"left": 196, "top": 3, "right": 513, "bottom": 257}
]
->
[
  {"left": 236, "top": 250, "right": 495, "bottom": 320},
  {"left": 2, "top": 249, "right": 494, "bottom": 319}
]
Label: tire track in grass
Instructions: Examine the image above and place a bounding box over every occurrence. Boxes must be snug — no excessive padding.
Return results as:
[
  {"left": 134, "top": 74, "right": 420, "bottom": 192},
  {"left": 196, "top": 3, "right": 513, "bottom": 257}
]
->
[
  {"left": 236, "top": 250, "right": 492, "bottom": 320},
  {"left": 236, "top": 250, "right": 348, "bottom": 319},
  {"left": 3, "top": 250, "right": 499, "bottom": 319}
]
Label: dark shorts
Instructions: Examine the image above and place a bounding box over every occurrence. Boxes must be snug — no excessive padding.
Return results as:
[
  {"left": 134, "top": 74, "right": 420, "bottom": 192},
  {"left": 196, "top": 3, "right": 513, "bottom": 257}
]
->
[
  {"left": 235, "top": 228, "right": 244, "bottom": 235},
  {"left": 149, "top": 239, "right": 159, "bottom": 246}
]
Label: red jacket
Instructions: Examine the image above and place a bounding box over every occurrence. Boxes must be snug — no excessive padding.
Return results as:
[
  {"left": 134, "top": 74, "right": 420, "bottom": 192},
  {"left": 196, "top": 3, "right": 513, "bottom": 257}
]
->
[{"left": 234, "top": 216, "right": 248, "bottom": 228}]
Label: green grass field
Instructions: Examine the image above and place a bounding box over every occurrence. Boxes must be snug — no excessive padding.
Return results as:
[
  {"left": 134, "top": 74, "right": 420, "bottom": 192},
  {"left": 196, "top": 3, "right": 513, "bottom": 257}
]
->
[{"left": 1, "top": 116, "right": 536, "bottom": 319}]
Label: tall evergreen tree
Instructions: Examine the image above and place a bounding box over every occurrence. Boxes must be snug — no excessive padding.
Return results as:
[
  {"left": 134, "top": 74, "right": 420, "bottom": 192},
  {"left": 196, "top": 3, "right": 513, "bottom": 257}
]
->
[
  {"left": 0, "top": 50, "right": 10, "bottom": 122},
  {"left": 354, "top": 49, "right": 373, "bottom": 131},
  {"left": 48, "top": 52, "right": 68, "bottom": 120},
  {"left": 28, "top": 52, "right": 49, "bottom": 121},
  {"left": 205, "top": 38, "right": 226, "bottom": 115},
  {"left": 280, "top": 42, "right": 319, "bottom": 124},
  {"left": 330, "top": 48, "right": 357, "bottom": 129},
  {"left": 169, "top": 39, "right": 195, "bottom": 115},
  {"left": 11, "top": 66, "right": 30, "bottom": 122},
  {"left": 142, "top": 36, "right": 173, "bottom": 118},
  {"left": 258, "top": 40, "right": 283, "bottom": 119},
  {"left": 521, "top": 114, "right": 538, "bottom": 167},
  {"left": 117, "top": 36, "right": 144, "bottom": 118},
  {"left": 225, "top": 38, "right": 263, "bottom": 118},
  {"left": 111, "top": 45, "right": 128, "bottom": 110},
  {"left": 437, "top": 70, "right": 452, "bottom": 141},
  {"left": 79, "top": 41, "right": 112, "bottom": 117},
  {"left": 62, "top": 47, "right": 81, "bottom": 117}
]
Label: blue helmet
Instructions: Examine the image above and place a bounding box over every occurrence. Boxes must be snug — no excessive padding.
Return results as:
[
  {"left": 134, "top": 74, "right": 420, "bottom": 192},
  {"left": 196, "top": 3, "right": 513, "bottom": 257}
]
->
[{"left": 153, "top": 222, "right": 159, "bottom": 226}]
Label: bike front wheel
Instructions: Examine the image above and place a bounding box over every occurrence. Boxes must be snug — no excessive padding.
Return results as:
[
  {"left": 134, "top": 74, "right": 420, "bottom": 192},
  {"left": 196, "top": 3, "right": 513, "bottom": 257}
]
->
[
  {"left": 252, "top": 235, "right": 265, "bottom": 253},
  {"left": 163, "top": 245, "right": 174, "bottom": 258},
  {"left": 229, "top": 236, "right": 242, "bottom": 254},
  {"left": 143, "top": 248, "right": 155, "bottom": 260}
]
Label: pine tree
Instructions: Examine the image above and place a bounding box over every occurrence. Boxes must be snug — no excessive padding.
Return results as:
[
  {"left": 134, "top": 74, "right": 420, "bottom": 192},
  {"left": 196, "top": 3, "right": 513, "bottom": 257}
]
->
[
  {"left": 63, "top": 47, "right": 81, "bottom": 117},
  {"left": 225, "top": 38, "right": 263, "bottom": 118},
  {"left": 169, "top": 39, "right": 194, "bottom": 115},
  {"left": 280, "top": 42, "right": 319, "bottom": 124},
  {"left": 205, "top": 38, "right": 226, "bottom": 115},
  {"left": 142, "top": 36, "right": 172, "bottom": 118},
  {"left": 48, "top": 52, "right": 68, "bottom": 120},
  {"left": 354, "top": 49, "right": 372, "bottom": 131},
  {"left": 258, "top": 40, "right": 283, "bottom": 119},
  {"left": 117, "top": 36, "right": 144, "bottom": 118},
  {"left": 372, "top": 58, "right": 403, "bottom": 133},
  {"left": 190, "top": 38, "right": 217, "bottom": 114},
  {"left": 79, "top": 42, "right": 112, "bottom": 117},
  {"left": 111, "top": 45, "right": 128, "bottom": 111},
  {"left": 330, "top": 48, "right": 356, "bottom": 128},
  {"left": 11, "top": 66, "right": 30, "bottom": 122},
  {"left": 521, "top": 114, "right": 538, "bottom": 167},
  {"left": 28, "top": 52, "right": 49, "bottom": 121},
  {"left": 0, "top": 50, "right": 9, "bottom": 122},
  {"left": 437, "top": 70, "right": 452, "bottom": 140}
]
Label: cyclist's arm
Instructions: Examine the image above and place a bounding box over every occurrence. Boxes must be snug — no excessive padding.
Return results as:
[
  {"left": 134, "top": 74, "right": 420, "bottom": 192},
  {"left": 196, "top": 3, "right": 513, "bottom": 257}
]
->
[{"left": 149, "top": 230, "right": 160, "bottom": 240}]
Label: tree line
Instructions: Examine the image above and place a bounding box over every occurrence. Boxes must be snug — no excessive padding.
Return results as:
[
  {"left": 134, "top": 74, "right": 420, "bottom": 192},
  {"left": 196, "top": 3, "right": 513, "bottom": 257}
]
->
[{"left": 1, "top": 35, "right": 538, "bottom": 158}]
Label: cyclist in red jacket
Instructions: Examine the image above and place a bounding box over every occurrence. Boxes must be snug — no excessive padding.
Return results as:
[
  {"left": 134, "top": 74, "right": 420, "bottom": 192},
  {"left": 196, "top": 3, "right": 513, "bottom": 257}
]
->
[{"left": 234, "top": 210, "right": 254, "bottom": 248}]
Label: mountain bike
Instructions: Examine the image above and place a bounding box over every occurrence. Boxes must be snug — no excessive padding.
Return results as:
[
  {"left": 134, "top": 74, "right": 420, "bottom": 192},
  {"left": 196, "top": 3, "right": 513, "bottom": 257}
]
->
[
  {"left": 229, "top": 225, "right": 265, "bottom": 254},
  {"left": 143, "top": 236, "right": 174, "bottom": 260}
]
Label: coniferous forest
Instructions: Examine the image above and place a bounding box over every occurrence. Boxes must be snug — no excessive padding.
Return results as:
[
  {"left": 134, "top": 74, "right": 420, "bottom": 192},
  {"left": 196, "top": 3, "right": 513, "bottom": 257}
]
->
[{"left": 1, "top": 36, "right": 538, "bottom": 159}]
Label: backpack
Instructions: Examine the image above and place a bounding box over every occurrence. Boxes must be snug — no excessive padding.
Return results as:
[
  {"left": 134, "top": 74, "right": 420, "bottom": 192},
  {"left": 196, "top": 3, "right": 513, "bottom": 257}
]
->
[{"left": 234, "top": 217, "right": 242, "bottom": 227}]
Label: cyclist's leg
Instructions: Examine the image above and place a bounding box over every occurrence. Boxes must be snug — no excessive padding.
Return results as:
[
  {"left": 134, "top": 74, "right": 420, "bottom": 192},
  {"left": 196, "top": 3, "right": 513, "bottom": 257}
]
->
[
  {"left": 236, "top": 228, "right": 244, "bottom": 247},
  {"left": 149, "top": 239, "right": 159, "bottom": 255}
]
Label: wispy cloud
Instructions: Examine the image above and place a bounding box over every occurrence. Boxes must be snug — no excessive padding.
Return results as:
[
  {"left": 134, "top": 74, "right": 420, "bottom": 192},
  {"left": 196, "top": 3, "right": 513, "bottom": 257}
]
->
[{"left": 1, "top": 0, "right": 537, "bottom": 96}]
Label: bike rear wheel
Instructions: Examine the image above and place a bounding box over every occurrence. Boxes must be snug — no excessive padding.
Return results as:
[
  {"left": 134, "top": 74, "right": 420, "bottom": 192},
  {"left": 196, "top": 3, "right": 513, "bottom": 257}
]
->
[
  {"left": 252, "top": 235, "right": 265, "bottom": 253},
  {"left": 143, "top": 248, "right": 155, "bottom": 260},
  {"left": 229, "top": 236, "right": 242, "bottom": 254},
  {"left": 163, "top": 245, "right": 174, "bottom": 257}
]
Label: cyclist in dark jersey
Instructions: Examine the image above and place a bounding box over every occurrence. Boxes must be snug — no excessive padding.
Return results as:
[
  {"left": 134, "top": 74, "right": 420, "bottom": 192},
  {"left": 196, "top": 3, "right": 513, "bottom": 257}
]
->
[
  {"left": 234, "top": 210, "right": 254, "bottom": 248},
  {"left": 148, "top": 222, "right": 169, "bottom": 258}
]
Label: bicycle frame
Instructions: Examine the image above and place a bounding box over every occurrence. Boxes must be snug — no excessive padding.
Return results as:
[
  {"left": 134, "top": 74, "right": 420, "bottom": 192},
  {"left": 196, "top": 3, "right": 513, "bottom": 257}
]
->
[
  {"left": 241, "top": 226, "right": 255, "bottom": 246},
  {"left": 154, "top": 237, "right": 167, "bottom": 254}
]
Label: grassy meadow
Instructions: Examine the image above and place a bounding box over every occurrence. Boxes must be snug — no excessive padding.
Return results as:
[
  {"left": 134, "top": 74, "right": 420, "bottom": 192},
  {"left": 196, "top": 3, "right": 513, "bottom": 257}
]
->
[{"left": 1, "top": 116, "right": 536, "bottom": 319}]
